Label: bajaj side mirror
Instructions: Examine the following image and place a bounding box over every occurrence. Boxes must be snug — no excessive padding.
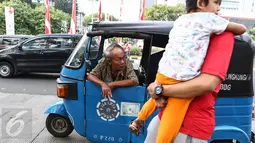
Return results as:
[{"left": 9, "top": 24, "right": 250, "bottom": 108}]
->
[{"left": 85, "top": 59, "right": 92, "bottom": 73}]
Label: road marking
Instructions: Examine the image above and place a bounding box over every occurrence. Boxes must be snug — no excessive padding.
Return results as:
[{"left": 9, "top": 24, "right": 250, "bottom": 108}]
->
[
  {"left": 23, "top": 89, "right": 26, "bottom": 91},
  {"left": 1, "top": 88, "right": 5, "bottom": 90},
  {"left": 43, "top": 90, "right": 47, "bottom": 92}
]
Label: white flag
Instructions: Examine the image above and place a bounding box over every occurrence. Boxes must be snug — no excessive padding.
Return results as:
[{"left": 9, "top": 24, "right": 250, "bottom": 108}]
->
[{"left": 5, "top": 7, "right": 15, "bottom": 35}]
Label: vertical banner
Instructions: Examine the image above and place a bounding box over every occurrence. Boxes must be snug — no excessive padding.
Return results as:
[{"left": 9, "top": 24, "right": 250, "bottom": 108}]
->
[
  {"left": 105, "top": 13, "right": 110, "bottom": 21},
  {"left": 44, "top": 0, "right": 52, "bottom": 34},
  {"left": 120, "top": 0, "right": 123, "bottom": 21},
  {"left": 98, "top": 0, "right": 102, "bottom": 20},
  {"left": 139, "top": 0, "right": 145, "bottom": 20},
  {"left": 5, "top": 7, "right": 15, "bottom": 35},
  {"left": 68, "top": 0, "right": 76, "bottom": 34}
]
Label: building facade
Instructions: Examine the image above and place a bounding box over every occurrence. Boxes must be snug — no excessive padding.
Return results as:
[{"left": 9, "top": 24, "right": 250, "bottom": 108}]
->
[
  {"left": 220, "top": 0, "right": 255, "bottom": 14},
  {"left": 146, "top": 0, "right": 157, "bottom": 8},
  {"left": 156, "top": 0, "right": 185, "bottom": 6}
]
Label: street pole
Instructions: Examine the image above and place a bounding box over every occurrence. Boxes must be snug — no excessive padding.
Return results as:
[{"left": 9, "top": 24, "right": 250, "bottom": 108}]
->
[{"left": 91, "top": 0, "right": 94, "bottom": 23}]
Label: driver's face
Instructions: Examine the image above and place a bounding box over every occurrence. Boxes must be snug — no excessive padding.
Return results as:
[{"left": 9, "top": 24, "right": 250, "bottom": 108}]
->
[{"left": 111, "top": 48, "right": 126, "bottom": 71}]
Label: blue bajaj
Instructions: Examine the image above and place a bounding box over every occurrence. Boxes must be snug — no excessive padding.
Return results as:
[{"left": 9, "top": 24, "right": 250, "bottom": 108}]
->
[{"left": 44, "top": 21, "right": 255, "bottom": 143}]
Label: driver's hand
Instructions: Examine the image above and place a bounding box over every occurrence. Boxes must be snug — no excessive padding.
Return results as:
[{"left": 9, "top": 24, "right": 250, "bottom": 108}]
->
[
  {"left": 108, "top": 82, "right": 115, "bottom": 91},
  {"left": 147, "top": 81, "right": 160, "bottom": 99},
  {"left": 101, "top": 83, "right": 112, "bottom": 99}
]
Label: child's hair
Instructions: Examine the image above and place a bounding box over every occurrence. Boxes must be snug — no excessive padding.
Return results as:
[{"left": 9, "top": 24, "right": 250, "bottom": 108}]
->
[{"left": 185, "top": 0, "right": 221, "bottom": 13}]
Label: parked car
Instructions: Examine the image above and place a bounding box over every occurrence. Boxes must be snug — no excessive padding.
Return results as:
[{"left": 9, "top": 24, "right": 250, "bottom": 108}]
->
[
  {"left": 0, "top": 34, "right": 82, "bottom": 77},
  {"left": 0, "top": 35, "right": 34, "bottom": 50}
]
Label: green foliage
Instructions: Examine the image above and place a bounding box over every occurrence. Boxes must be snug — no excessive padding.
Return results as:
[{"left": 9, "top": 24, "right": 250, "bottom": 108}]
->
[
  {"left": 248, "top": 28, "right": 255, "bottom": 40},
  {"left": 0, "top": 0, "right": 70, "bottom": 35},
  {"left": 145, "top": 4, "right": 185, "bottom": 21},
  {"left": 130, "top": 47, "right": 142, "bottom": 56},
  {"left": 0, "top": 0, "right": 34, "bottom": 34},
  {"left": 83, "top": 13, "right": 119, "bottom": 25},
  {"left": 52, "top": 0, "right": 72, "bottom": 14}
]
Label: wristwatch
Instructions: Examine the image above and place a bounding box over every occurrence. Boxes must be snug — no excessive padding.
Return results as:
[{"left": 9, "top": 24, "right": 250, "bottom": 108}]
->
[{"left": 154, "top": 84, "right": 163, "bottom": 97}]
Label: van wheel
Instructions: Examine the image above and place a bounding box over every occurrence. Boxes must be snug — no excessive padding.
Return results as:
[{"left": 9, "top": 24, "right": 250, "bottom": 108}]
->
[
  {"left": 0, "top": 62, "right": 14, "bottom": 78},
  {"left": 46, "top": 114, "right": 74, "bottom": 137}
]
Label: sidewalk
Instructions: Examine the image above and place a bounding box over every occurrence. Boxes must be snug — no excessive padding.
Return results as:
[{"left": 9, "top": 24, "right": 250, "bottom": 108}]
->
[{"left": 0, "top": 92, "right": 87, "bottom": 143}]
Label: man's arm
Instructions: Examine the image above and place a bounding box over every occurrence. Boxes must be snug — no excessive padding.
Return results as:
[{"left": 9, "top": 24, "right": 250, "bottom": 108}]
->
[
  {"left": 87, "top": 73, "right": 105, "bottom": 87},
  {"left": 147, "top": 74, "right": 220, "bottom": 99},
  {"left": 87, "top": 58, "right": 105, "bottom": 86},
  {"left": 109, "top": 79, "right": 138, "bottom": 90},
  {"left": 162, "top": 73, "right": 220, "bottom": 98},
  {"left": 87, "top": 58, "right": 113, "bottom": 98}
]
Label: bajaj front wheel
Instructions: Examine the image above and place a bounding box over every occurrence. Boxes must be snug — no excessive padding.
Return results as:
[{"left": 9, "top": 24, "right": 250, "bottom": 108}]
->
[{"left": 46, "top": 114, "right": 74, "bottom": 137}]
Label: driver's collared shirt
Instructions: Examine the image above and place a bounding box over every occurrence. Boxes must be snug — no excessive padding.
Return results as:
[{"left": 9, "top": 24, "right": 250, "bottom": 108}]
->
[{"left": 89, "top": 57, "right": 139, "bottom": 83}]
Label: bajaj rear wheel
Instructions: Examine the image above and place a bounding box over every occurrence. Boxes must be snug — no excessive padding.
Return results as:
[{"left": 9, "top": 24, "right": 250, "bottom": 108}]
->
[{"left": 46, "top": 114, "right": 74, "bottom": 137}]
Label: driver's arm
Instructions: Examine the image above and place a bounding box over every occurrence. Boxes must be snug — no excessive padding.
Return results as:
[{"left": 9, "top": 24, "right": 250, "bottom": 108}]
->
[
  {"left": 87, "top": 58, "right": 105, "bottom": 86},
  {"left": 162, "top": 32, "right": 235, "bottom": 98},
  {"left": 87, "top": 73, "right": 106, "bottom": 87}
]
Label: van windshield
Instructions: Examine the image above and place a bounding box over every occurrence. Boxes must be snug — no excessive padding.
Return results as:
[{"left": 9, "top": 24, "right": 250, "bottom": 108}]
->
[{"left": 65, "top": 34, "right": 89, "bottom": 68}]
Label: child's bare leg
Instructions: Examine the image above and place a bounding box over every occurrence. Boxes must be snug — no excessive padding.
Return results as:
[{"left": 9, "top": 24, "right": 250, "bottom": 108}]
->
[{"left": 129, "top": 98, "right": 158, "bottom": 135}]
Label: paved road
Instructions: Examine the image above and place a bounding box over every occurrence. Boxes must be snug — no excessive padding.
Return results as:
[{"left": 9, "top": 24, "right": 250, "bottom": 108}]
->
[
  {"left": 0, "top": 73, "right": 89, "bottom": 143},
  {"left": 0, "top": 73, "right": 58, "bottom": 95},
  {"left": 0, "top": 92, "right": 87, "bottom": 143}
]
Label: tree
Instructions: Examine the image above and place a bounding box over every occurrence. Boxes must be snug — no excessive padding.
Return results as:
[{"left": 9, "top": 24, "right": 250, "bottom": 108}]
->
[
  {"left": 0, "top": 0, "right": 35, "bottom": 34},
  {"left": 52, "top": 0, "right": 72, "bottom": 14},
  {"left": 0, "top": 0, "right": 33, "bottom": 6},
  {"left": 83, "top": 13, "right": 119, "bottom": 25},
  {"left": 145, "top": 4, "right": 185, "bottom": 21},
  {"left": 0, "top": 0, "right": 70, "bottom": 35},
  {"left": 32, "top": 5, "right": 70, "bottom": 34},
  {"left": 248, "top": 28, "right": 255, "bottom": 40}
]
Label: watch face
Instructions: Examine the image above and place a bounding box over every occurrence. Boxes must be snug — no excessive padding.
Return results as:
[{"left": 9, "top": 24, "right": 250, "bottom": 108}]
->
[{"left": 155, "top": 86, "right": 162, "bottom": 95}]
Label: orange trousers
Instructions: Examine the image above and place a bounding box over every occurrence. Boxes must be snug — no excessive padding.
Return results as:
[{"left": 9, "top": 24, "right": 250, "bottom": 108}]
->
[{"left": 138, "top": 72, "right": 194, "bottom": 143}]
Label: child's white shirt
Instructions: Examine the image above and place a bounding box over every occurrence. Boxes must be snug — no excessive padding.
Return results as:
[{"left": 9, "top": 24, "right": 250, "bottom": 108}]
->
[{"left": 158, "top": 12, "right": 229, "bottom": 81}]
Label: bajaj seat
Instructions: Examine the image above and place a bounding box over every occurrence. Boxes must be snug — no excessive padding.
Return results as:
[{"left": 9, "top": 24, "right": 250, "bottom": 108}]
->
[{"left": 147, "top": 50, "right": 165, "bottom": 84}]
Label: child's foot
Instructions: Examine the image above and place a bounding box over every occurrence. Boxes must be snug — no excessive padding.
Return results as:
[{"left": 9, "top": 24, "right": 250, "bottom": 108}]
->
[
  {"left": 128, "top": 119, "right": 144, "bottom": 136},
  {"left": 155, "top": 97, "right": 168, "bottom": 108}
]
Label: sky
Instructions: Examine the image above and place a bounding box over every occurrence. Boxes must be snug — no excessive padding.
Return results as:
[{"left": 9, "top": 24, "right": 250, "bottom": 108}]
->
[{"left": 78, "top": 0, "right": 141, "bottom": 21}]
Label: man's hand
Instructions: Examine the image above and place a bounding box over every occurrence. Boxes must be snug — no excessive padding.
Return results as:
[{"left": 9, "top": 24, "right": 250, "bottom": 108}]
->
[
  {"left": 155, "top": 97, "right": 168, "bottom": 108},
  {"left": 101, "top": 83, "right": 112, "bottom": 99},
  {"left": 147, "top": 81, "right": 160, "bottom": 99},
  {"left": 108, "top": 82, "right": 116, "bottom": 91}
]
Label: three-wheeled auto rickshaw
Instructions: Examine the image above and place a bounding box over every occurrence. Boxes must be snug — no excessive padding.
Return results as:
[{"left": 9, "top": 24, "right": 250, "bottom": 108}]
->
[{"left": 45, "top": 21, "right": 255, "bottom": 143}]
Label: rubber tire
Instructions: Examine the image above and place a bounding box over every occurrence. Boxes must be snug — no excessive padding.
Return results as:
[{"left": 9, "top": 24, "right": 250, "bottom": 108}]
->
[
  {"left": 251, "top": 131, "right": 255, "bottom": 143},
  {"left": 211, "top": 140, "right": 234, "bottom": 143},
  {"left": 46, "top": 114, "right": 74, "bottom": 137},
  {"left": 0, "top": 62, "right": 14, "bottom": 78}
]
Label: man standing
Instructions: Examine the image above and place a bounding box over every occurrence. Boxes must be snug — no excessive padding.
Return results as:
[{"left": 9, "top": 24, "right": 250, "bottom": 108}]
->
[{"left": 145, "top": 32, "right": 235, "bottom": 142}]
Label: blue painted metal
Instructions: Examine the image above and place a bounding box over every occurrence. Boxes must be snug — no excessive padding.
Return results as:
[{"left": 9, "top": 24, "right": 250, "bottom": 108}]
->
[
  {"left": 85, "top": 80, "right": 146, "bottom": 143},
  {"left": 210, "top": 97, "right": 253, "bottom": 142},
  {"left": 44, "top": 100, "right": 68, "bottom": 118},
  {"left": 211, "top": 125, "right": 250, "bottom": 143}
]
